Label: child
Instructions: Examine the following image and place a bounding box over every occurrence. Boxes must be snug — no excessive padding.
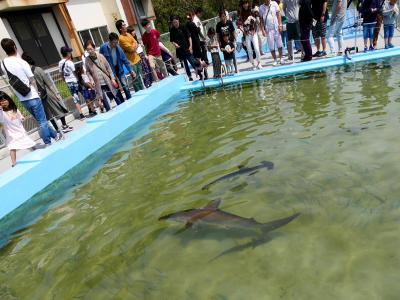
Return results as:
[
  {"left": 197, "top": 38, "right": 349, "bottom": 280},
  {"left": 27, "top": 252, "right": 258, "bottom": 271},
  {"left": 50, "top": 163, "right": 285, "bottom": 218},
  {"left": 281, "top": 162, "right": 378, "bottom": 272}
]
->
[
  {"left": 207, "top": 27, "right": 223, "bottom": 78},
  {"left": 0, "top": 92, "right": 36, "bottom": 167},
  {"left": 383, "top": 0, "right": 399, "bottom": 48},
  {"left": 75, "top": 64, "right": 98, "bottom": 116},
  {"left": 360, "top": 0, "right": 379, "bottom": 51},
  {"left": 194, "top": 58, "right": 208, "bottom": 79},
  {"left": 220, "top": 33, "right": 235, "bottom": 74}
]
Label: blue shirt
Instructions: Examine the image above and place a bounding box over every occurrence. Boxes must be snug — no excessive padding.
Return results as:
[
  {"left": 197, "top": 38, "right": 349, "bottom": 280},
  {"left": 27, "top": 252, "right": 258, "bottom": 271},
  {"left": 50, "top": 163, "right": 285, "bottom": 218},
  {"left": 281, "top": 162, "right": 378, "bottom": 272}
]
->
[{"left": 99, "top": 43, "right": 132, "bottom": 77}]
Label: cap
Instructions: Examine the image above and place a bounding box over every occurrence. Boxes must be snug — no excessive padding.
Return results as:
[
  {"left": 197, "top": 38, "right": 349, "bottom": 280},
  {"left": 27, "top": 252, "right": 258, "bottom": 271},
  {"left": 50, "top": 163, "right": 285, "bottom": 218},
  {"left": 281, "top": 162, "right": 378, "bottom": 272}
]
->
[{"left": 60, "top": 46, "right": 73, "bottom": 56}]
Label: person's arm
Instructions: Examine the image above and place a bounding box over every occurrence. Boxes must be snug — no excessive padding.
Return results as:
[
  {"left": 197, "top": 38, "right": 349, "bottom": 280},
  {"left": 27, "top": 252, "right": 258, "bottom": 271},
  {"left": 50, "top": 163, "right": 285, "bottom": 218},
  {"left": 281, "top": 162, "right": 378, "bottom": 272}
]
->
[
  {"left": 276, "top": 4, "right": 283, "bottom": 32},
  {"left": 159, "top": 41, "right": 172, "bottom": 55},
  {"left": 321, "top": 0, "right": 328, "bottom": 22},
  {"left": 229, "top": 22, "right": 237, "bottom": 41}
]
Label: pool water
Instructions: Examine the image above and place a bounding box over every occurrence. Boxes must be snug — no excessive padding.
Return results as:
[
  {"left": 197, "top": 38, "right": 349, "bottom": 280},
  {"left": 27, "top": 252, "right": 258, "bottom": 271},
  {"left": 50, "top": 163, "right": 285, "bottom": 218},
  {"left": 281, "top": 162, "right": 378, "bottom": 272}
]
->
[{"left": 1, "top": 60, "right": 400, "bottom": 299}]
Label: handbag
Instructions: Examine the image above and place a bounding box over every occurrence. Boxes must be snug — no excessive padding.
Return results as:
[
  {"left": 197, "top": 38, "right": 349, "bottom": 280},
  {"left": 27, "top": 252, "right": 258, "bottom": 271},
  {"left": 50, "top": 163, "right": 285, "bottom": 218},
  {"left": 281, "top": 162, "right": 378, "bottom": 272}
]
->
[
  {"left": 2, "top": 61, "right": 31, "bottom": 96},
  {"left": 89, "top": 56, "right": 120, "bottom": 89}
]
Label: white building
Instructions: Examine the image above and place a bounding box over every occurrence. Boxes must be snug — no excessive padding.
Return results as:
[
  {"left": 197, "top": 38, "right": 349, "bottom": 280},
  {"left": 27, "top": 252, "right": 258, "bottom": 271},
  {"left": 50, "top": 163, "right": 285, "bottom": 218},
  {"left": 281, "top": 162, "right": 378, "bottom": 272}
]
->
[{"left": 0, "top": 0, "right": 155, "bottom": 68}]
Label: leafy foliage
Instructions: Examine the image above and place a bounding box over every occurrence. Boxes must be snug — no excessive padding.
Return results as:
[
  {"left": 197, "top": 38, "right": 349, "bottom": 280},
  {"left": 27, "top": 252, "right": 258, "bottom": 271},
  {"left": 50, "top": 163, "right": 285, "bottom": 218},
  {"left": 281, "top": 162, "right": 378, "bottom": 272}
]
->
[{"left": 152, "top": 0, "right": 243, "bottom": 33}]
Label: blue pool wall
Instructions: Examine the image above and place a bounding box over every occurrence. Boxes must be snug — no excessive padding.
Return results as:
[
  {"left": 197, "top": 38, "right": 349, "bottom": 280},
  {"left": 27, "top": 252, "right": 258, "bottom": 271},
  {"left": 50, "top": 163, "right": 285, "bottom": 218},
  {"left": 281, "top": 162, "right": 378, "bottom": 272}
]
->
[
  {"left": 1, "top": 48, "right": 400, "bottom": 226},
  {"left": 0, "top": 75, "right": 185, "bottom": 221}
]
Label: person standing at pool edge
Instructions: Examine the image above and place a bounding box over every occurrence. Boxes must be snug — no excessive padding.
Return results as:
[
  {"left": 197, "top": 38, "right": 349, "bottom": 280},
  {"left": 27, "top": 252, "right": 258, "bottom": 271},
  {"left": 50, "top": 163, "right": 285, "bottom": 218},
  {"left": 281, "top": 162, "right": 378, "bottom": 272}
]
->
[
  {"left": 59, "top": 46, "right": 86, "bottom": 119},
  {"left": 216, "top": 10, "right": 238, "bottom": 73},
  {"left": 115, "top": 20, "right": 144, "bottom": 92},
  {"left": 327, "top": 0, "right": 347, "bottom": 55},
  {"left": 141, "top": 20, "right": 168, "bottom": 82},
  {"left": 100, "top": 32, "right": 136, "bottom": 103},
  {"left": 0, "top": 38, "right": 57, "bottom": 146}
]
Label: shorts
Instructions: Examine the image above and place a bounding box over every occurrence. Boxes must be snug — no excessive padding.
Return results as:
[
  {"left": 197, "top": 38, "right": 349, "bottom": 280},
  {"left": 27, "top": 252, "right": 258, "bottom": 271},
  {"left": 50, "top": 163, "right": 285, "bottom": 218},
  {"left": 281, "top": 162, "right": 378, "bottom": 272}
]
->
[
  {"left": 384, "top": 24, "right": 394, "bottom": 39},
  {"left": 66, "top": 82, "right": 80, "bottom": 104},
  {"left": 82, "top": 88, "right": 96, "bottom": 101},
  {"left": 287, "top": 22, "right": 300, "bottom": 41},
  {"left": 267, "top": 29, "right": 283, "bottom": 50},
  {"left": 148, "top": 55, "right": 162, "bottom": 69},
  {"left": 363, "top": 23, "right": 375, "bottom": 39},
  {"left": 312, "top": 21, "right": 327, "bottom": 39}
]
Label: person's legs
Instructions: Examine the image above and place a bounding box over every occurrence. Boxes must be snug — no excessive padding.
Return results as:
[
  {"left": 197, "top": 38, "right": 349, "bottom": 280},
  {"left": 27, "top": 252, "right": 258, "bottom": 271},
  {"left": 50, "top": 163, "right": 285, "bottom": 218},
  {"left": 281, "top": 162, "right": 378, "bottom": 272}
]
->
[
  {"left": 181, "top": 56, "right": 192, "bottom": 79},
  {"left": 373, "top": 13, "right": 383, "bottom": 48},
  {"left": 251, "top": 34, "right": 261, "bottom": 66},
  {"left": 10, "top": 149, "right": 16, "bottom": 167},
  {"left": 363, "top": 24, "right": 369, "bottom": 50},
  {"left": 100, "top": 85, "right": 111, "bottom": 111},
  {"left": 300, "top": 23, "right": 312, "bottom": 61},
  {"left": 50, "top": 119, "right": 59, "bottom": 132},
  {"left": 369, "top": 23, "right": 376, "bottom": 48},
  {"left": 246, "top": 35, "right": 255, "bottom": 66},
  {"left": 118, "top": 74, "right": 131, "bottom": 100},
  {"left": 156, "top": 56, "right": 168, "bottom": 79},
  {"left": 211, "top": 52, "right": 222, "bottom": 77},
  {"left": 115, "top": 89, "right": 125, "bottom": 105},
  {"left": 22, "top": 98, "right": 56, "bottom": 144},
  {"left": 388, "top": 24, "right": 394, "bottom": 46},
  {"left": 267, "top": 30, "right": 277, "bottom": 62},
  {"left": 274, "top": 31, "right": 284, "bottom": 61},
  {"left": 131, "top": 63, "right": 145, "bottom": 91},
  {"left": 67, "top": 82, "right": 84, "bottom": 118},
  {"left": 148, "top": 55, "right": 160, "bottom": 81}
]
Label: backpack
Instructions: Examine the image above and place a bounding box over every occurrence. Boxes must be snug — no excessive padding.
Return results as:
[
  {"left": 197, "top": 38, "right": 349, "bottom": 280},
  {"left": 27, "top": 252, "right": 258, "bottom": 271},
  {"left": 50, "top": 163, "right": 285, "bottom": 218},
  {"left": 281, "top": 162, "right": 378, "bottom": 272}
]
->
[{"left": 2, "top": 61, "right": 31, "bottom": 96}]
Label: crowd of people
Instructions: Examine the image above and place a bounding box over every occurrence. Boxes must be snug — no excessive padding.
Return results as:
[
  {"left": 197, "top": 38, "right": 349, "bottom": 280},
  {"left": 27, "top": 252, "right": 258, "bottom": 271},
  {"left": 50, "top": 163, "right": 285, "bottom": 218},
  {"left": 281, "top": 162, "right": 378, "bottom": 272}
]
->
[{"left": 0, "top": 0, "right": 399, "bottom": 167}]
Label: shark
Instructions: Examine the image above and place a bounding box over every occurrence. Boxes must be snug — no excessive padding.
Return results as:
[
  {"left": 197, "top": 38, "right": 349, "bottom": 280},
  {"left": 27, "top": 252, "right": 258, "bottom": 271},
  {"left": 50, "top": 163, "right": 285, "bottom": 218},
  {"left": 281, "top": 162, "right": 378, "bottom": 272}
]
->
[
  {"left": 159, "top": 199, "right": 300, "bottom": 234},
  {"left": 201, "top": 161, "right": 274, "bottom": 190}
]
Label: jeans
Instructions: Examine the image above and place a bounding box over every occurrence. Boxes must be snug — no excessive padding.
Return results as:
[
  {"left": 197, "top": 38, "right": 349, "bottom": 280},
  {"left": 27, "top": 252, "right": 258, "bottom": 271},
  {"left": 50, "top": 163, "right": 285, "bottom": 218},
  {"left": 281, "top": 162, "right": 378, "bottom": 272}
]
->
[
  {"left": 180, "top": 52, "right": 197, "bottom": 78},
  {"left": 384, "top": 24, "right": 394, "bottom": 39},
  {"left": 245, "top": 34, "right": 261, "bottom": 65},
  {"left": 67, "top": 82, "right": 80, "bottom": 104},
  {"left": 22, "top": 98, "right": 57, "bottom": 145},
  {"left": 131, "top": 63, "right": 144, "bottom": 92},
  {"left": 116, "top": 73, "right": 130, "bottom": 103},
  {"left": 327, "top": 18, "right": 345, "bottom": 53},
  {"left": 363, "top": 23, "right": 375, "bottom": 40}
]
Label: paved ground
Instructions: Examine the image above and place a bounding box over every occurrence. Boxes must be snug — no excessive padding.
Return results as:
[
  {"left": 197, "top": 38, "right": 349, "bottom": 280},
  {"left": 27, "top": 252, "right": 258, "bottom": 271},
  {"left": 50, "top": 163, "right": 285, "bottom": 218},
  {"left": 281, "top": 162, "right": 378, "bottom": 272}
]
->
[{"left": 0, "top": 29, "right": 398, "bottom": 174}]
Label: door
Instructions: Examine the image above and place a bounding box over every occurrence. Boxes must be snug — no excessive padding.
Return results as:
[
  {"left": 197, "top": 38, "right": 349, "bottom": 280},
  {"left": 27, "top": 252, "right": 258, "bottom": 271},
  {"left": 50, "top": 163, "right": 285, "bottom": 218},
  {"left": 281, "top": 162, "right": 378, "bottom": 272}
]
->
[{"left": 7, "top": 13, "right": 60, "bottom": 67}]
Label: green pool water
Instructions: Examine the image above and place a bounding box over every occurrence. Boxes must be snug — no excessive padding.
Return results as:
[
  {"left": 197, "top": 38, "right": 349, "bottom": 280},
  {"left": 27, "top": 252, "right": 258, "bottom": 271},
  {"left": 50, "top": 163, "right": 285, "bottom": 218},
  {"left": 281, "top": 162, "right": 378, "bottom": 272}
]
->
[{"left": 1, "top": 60, "right": 400, "bottom": 300}]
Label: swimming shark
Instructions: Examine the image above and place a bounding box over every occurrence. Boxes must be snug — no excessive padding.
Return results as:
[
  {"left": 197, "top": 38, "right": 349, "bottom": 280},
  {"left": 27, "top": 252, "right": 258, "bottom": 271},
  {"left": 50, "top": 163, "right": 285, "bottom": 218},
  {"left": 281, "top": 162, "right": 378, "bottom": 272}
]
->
[
  {"left": 159, "top": 199, "right": 300, "bottom": 234},
  {"left": 201, "top": 161, "right": 274, "bottom": 190}
]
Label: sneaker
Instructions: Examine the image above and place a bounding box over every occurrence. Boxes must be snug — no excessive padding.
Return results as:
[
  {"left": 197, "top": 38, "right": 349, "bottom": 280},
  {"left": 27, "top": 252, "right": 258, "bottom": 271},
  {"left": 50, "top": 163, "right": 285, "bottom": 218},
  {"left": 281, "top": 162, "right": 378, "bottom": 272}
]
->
[
  {"left": 62, "top": 124, "right": 73, "bottom": 130},
  {"left": 369, "top": 45, "right": 375, "bottom": 51},
  {"left": 388, "top": 43, "right": 395, "bottom": 48},
  {"left": 189, "top": 77, "right": 193, "bottom": 81},
  {"left": 55, "top": 132, "right": 65, "bottom": 141},
  {"left": 279, "top": 58, "right": 285, "bottom": 65},
  {"left": 89, "top": 111, "right": 97, "bottom": 116},
  {"left": 272, "top": 60, "right": 278, "bottom": 66},
  {"left": 364, "top": 47, "right": 368, "bottom": 53},
  {"left": 320, "top": 51, "right": 327, "bottom": 57},
  {"left": 385, "top": 44, "right": 389, "bottom": 49},
  {"left": 100, "top": 107, "right": 105, "bottom": 113},
  {"left": 257, "top": 63, "right": 263, "bottom": 69},
  {"left": 295, "top": 49, "right": 302, "bottom": 54},
  {"left": 62, "top": 127, "right": 73, "bottom": 133},
  {"left": 79, "top": 113, "right": 86, "bottom": 119},
  {"left": 312, "top": 51, "right": 321, "bottom": 57}
]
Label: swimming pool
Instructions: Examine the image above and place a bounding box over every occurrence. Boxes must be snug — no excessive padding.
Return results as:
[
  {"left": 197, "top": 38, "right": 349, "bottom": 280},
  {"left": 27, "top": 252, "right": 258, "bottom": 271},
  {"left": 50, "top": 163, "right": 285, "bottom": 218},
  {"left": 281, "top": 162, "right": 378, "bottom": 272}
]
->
[{"left": 1, "top": 58, "right": 400, "bottom": 299}]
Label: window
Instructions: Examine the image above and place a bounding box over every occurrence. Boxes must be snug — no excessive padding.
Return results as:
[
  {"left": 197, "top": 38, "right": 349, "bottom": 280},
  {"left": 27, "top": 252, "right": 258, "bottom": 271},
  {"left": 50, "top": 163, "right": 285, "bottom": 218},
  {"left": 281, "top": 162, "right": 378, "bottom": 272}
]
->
[
  {"left": 132, "top": 0, "right": 146, "bottom": 17},
  {"left": 78, "top": 26, "right": 109, "bottom": 48}
]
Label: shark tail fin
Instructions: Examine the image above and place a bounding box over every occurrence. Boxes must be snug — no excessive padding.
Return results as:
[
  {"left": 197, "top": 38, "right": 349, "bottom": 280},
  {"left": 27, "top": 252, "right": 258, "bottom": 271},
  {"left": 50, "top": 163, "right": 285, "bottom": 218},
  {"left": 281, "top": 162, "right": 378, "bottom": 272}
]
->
[
  {"left": 260, "top": 212, "right": 300, "bottom": 234},
  {"left": 203, "top": 198, "right": 221, "bottom": 210}
]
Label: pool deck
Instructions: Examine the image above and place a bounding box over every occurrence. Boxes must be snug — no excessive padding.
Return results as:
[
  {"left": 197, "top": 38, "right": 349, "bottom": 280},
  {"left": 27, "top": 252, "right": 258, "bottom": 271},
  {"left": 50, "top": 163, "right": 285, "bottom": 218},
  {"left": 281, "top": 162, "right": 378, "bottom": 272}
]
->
[{"left": 1, "top": 30, "right": 400, "bottom": 222}]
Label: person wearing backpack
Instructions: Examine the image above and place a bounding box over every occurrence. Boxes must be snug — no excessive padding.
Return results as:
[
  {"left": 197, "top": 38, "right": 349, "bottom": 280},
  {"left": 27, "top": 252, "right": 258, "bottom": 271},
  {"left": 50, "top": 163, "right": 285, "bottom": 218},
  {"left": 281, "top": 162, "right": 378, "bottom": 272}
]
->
[
  {"left": 58, "top": 46, "right": 85, "bottom": 119},
  {"left": 0, "top": 38, "right": 57, "bottom": 146}
]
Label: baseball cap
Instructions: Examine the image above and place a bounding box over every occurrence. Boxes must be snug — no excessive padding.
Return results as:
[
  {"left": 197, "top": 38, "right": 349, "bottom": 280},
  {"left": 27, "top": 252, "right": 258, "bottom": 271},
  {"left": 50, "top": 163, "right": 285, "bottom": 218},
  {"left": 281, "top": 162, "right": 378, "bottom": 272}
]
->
[{"left": 60, "top": 46, "right": 73, "bottom": 56}]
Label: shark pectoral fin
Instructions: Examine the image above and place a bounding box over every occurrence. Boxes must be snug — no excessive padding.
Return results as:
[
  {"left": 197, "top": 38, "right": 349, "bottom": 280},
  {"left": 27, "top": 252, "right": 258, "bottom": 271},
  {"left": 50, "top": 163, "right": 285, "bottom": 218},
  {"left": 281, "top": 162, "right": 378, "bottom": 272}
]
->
[
  {"left": 238, "top": 165, "right": 245, "bottom": 169},
  {"left": 203, "top": 199, "right": 222, "bottom": 210},
  {"left": 248, "top": 170, "right": 259, "bottom": 176}
]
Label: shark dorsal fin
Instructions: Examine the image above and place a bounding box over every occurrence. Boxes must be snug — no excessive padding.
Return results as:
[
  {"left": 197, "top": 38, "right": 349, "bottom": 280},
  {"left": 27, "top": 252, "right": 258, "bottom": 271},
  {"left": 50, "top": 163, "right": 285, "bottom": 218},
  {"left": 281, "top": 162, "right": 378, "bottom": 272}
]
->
[
  {"left": 204, "top": 199, "right": 221, "bottom": 210},
  {"left": 238, "top": 165, "right": 244, "bottom": 169}
]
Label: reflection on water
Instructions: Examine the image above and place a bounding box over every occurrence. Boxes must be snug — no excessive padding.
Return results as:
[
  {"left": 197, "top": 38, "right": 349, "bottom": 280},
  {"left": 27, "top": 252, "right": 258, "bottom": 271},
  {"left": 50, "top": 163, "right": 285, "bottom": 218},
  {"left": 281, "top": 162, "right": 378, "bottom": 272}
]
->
[{"left": 1, "top": 59, "right": 400, "bottom": 299}]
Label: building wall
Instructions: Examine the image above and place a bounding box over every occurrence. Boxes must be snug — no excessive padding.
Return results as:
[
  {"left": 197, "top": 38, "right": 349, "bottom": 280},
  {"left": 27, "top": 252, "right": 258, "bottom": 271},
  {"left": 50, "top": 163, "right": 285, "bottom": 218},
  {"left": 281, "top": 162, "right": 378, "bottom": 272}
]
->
[{"left": 66, "top": 0, "right": 108, "bottom": 32}]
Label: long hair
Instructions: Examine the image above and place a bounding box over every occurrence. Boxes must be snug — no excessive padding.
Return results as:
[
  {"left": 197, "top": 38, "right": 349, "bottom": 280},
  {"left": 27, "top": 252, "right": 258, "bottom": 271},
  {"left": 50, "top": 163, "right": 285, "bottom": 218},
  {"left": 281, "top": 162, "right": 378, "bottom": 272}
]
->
[
  {"left": 75, "top": 64, "right": 84, "bottom": 84},
  {"left": 0, "top": 91, "right": 18, "bottom": 112}
]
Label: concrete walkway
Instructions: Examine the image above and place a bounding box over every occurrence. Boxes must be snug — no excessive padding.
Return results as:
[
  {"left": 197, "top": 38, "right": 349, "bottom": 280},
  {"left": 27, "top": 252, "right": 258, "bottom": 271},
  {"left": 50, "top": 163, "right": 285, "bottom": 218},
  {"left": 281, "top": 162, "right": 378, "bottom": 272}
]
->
[{"left": 0, "top": 28, "right": 398, "bottom": 174}]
